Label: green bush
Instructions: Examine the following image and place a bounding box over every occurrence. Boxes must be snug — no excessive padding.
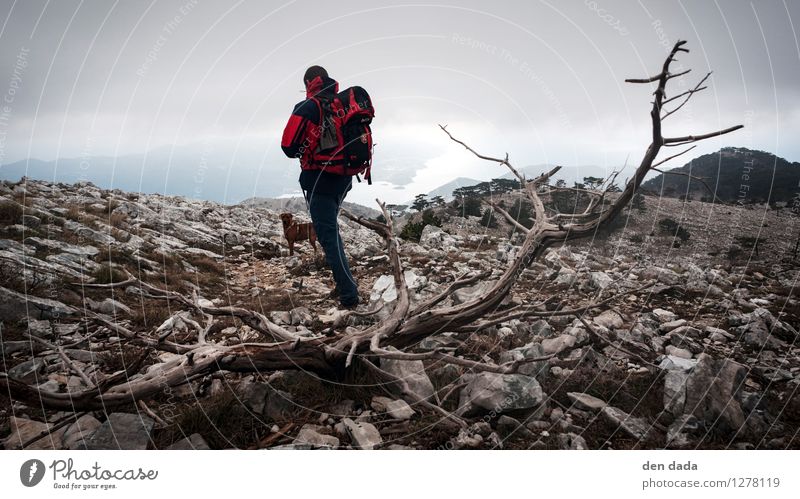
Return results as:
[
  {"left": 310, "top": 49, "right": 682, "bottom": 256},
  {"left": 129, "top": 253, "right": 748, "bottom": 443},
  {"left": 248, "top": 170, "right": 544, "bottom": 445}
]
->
[
  {"left": 399, "top": 209, "right": 441, "bottom": 242},
  {"left": 509, "top": 199, "right": 534, "bottom": 229},
  {"left": 631, "top": 193, "right": 646, "bottom": 212},
  {"left": 399, "top": 221, "right": 424, "bottom": 242},
  {"left": 628, "top": 234, "right": 644, "bottom": 243},
  {"left": 462, "top": 196, "right": 482, "bottom": 217},
  {"left": 93, "top": 263, "right": 127, "bottom": 284},
  {"left": 421, "top": 209, "right": 441, "bottom": 227},
  {"left": 658, "top": 218, "right": 690, "bottom": 242},
  {"left": 733, "top": 235, "right": 764, "bottom": 257},
  {"left": 727, "top": 244, "right": 743, "bottom": 261},
  {"left": 0, "top": 201, "right": 23, "bottom": 225},
  {"left": 480, "top": 208, "right": 497, "bottom": 228}
]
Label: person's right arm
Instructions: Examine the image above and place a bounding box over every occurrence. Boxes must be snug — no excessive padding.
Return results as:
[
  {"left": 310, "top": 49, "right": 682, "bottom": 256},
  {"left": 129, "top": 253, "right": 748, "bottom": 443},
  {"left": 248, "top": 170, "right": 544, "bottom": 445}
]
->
[{"left": 281, "top": 100, "right": 320, "bottom": 159}]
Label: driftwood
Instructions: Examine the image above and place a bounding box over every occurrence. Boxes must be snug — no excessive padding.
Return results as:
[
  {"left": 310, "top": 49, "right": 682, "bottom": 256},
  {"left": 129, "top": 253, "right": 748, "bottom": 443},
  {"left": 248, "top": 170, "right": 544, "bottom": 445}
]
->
[{"left": 1, "top": 40, "right": 742, "bottom": 424}]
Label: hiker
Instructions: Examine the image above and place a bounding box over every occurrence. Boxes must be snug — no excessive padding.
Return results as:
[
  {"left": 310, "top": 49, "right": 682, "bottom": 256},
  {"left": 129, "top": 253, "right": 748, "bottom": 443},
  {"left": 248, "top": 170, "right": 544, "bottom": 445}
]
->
[{"left": 281, "top": 65, "right": 374, "bottom": 309}]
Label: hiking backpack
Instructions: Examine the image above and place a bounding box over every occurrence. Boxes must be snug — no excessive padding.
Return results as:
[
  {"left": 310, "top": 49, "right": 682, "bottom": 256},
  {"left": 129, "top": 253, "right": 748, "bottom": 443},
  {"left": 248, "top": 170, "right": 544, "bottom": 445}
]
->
[{"left": 313, "top": 86, "right": 375, "bottom": 184}]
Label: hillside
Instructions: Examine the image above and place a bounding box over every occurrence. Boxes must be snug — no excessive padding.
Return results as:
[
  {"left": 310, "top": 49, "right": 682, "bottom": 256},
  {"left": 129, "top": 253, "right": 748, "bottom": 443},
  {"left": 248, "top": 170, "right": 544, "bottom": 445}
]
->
[
  {"left": 642, "top": 147, "right": 800, "bottom": 203},
  {"left": 1, "top": 177, "right": 799, "bottom": 451},
  {"left": 240, "top": 196, "right": 381, "bottom": 219}
]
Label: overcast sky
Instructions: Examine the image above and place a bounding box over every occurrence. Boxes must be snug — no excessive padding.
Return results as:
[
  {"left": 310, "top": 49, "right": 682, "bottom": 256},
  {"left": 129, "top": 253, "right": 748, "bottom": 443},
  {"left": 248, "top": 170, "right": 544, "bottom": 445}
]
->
[{"left": 0, "top": 0, "right": 798, "bottom": 205}]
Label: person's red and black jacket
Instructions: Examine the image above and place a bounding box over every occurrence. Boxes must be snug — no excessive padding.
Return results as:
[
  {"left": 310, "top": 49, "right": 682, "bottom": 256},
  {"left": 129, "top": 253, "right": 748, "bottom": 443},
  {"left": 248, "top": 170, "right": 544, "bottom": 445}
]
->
[{"left": 281, "top": 75, "right": 340, "bottom": 167}]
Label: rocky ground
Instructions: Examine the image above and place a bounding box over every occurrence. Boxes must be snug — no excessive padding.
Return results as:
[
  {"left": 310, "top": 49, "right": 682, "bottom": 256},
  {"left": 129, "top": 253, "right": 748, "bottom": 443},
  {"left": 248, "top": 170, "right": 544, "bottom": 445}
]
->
[{"left": 1, "top": 177, "right": 798, "bottom": 450}]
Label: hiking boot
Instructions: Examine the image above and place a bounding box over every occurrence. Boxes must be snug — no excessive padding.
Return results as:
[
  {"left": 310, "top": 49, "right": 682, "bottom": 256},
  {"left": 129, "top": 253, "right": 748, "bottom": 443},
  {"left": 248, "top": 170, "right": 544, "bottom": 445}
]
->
[{"left": 337, "top": 296, "right": 361, "bottom": 311}]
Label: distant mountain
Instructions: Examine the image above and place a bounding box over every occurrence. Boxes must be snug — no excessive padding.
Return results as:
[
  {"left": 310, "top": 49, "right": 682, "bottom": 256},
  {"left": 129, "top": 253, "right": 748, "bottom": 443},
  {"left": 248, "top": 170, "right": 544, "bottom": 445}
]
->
[
  {"left": 240, "top": 196, "right": 380, "bottom": 219},
  {"left": 0, "top": 143, "right": 302, "bottom": 205},
  {"left": 642, "top": 147, "right": 800, "bottom": 203},
  {"left": 426, "top": 177, "right": 481, "bottom": 201}
]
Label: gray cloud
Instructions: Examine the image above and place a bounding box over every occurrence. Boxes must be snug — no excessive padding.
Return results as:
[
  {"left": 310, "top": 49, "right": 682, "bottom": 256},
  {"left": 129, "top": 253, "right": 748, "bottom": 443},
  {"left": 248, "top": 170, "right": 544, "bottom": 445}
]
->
[{"left": 0, "top": 0, "right": 798, "bottom": 205}]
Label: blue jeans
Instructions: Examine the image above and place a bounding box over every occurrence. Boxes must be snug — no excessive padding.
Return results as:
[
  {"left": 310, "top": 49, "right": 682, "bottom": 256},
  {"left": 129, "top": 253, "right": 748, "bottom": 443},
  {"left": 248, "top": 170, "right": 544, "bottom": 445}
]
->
[{"left": 304, "top": 189, "right": 359, "bottom": 306}]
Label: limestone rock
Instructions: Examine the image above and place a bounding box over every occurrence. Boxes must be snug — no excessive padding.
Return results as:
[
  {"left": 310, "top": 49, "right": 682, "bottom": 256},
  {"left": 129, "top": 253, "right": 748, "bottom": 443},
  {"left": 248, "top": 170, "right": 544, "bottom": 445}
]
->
[
  {"left": 82, "top": 413, "right": 155, "bottom": 450},
  {"left": 62, "top": 414, "right": 102, "bottom": 449},
  {"left": 541, "top": 334, "right": 576, "bottom": 355},
  {"left": 594, "top": 310, "right": 623, "bottom": 329},
  {"left": 458, "top": 372, "right": 545, "bottom": 416},
  {"left": 683, "top": 353, "right": 747, "bottom": 432},
  {"left": 371, "top": 396, "right": 415, "bottom": 420},
  {"left": 558, "top": 432, "right": 588, "bottom": 450},
  {"left": 8, "top": 358, "right": 46, "bottom": 384},
  {"left": 666, "top": 414, "right": 703, "bottom": 449},
  {"left": 370, "top": 274, "right": 397, "bottom": 303},
  {"left": 419, "top": 225, "right": 457, "bottom": 251},
  {"left": 567, "top": 392, "right": 607, "bottom": 412},
  {"left": 342, "top": 418, "right": 382, "bottom": 449},
  {"left": 23, "top": 236, "right": 99, "bottom": 257},
  {"left": 166, "top": 433, "right": 210, "bottom": 450},
  {"left": 497, "top": 342, "right": 549, "bottom": 381},
  {"left": 2, "top": 416, "right": 67, "bottom": 450},
  {"left": 380, "top": 350, "right": 435, "bottom": 401},
  {"left": 452, "top": 281, "right": 493, "bottom": 305},
  {"left": 652, "top": 308, "right": 678, "bottom": 323},
  {"left": 295, "top": 424, "right": 339, "bottom": 449},
  {"left": 0, "top": 286, "right": 74, "bottom": 321},
  {"left": 26, "top": 319, "right": 53, "bottom": 338},
  {"left": 600, "top": 406, "right": 650, "bottom": 440},
  {"left": 589, "top": 271, "right": 613, "bottom": 290}
]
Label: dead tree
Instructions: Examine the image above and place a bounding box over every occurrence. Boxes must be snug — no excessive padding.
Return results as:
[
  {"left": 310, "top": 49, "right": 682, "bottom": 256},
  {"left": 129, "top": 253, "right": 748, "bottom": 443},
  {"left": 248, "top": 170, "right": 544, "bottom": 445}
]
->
[{"left": 1, "top": 40, "right": 742, "bottom": 418}]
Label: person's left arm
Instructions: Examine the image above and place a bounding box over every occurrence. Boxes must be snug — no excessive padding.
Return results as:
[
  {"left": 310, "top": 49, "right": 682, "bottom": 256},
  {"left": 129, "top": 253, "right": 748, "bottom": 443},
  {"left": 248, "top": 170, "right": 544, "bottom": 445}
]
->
[{"left": 281, "top": 100, "right": 320, "bottom": 158}]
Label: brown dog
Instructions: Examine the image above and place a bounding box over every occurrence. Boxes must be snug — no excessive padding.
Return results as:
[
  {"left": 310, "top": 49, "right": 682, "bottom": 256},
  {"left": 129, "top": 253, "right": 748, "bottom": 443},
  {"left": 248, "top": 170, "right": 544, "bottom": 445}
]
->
[{"left": 280, "top": 212, "right": 317, "bottom": 256}]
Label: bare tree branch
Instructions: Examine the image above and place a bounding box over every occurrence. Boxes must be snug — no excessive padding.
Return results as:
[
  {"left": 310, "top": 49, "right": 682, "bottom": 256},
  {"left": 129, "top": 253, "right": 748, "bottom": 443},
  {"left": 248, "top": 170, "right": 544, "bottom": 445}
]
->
[
  {"left": 662, "top": 72, "right": 711, "bottom": 119},
  {"left": 484, "top": 199, "right": 531, "bottom": 234},
  {"left": 651, "top": 145, "right": 697, "bottom": 168},
  {"left": 663, "top": 125, "right": 744, "bottom": 146}
]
